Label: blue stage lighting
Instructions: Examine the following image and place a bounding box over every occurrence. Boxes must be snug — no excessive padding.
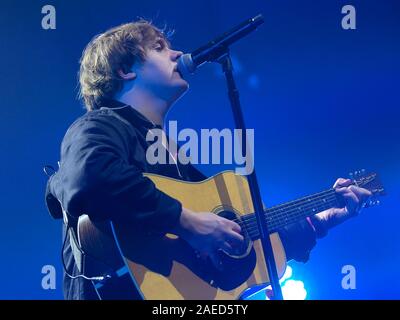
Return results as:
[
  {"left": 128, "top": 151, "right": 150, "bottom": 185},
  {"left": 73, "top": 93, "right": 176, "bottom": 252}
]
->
[{"left": 241, "top": 265, "right": 307, "bottom": 300}]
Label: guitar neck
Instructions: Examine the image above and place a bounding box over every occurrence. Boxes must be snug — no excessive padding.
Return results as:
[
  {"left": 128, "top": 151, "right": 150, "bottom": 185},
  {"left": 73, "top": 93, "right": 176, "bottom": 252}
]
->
[{"left": 242, "top": 188, "right": 344, "bottom": 240}]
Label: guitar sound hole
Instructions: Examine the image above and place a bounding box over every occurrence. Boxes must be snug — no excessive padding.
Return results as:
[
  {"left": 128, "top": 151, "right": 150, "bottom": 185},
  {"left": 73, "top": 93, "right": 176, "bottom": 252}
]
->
[{"left": 216, "top": 210, "right": 251, "bottom": 258}]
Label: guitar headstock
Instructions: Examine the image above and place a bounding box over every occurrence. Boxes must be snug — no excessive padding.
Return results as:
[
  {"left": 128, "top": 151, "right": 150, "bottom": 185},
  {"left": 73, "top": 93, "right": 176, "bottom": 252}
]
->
[{"left": 350, "top": 169, "right": 386, "bottom": 207}]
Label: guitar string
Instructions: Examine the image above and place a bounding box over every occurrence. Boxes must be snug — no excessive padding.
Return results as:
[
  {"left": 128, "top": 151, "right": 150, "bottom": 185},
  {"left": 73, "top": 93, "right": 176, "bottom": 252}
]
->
[
  {"left": 260, "top": 188, "right": 335, "bottom": 213},
  {"left": 236, "top": 193, "right": 338, "bottom": 234},
  {"left": 233, "top": 197, "right": 337, "bottom": 240},
  {"left": 228, "top": 188, "right": 335, "bottom": 227},
  {"left": 228, "top": 192, "right": 339, "bottom": 237},
  {"left": 188, "top": 178, "right": 371, "bottom": 241},
  {"left": 238, "top": 201, "right": 337, "bottom": 238},
  {"left": 242, "top": 198, "right": 337, "bottom": 238},
  {"left": 235, "top": 178, "right": 370, "bottom": 227},
  {"left": 247, "top": 191, "right": 338, "bottom": 226},
  {"left": 228, "top": 189, "right": 337, "bottom": 232}
]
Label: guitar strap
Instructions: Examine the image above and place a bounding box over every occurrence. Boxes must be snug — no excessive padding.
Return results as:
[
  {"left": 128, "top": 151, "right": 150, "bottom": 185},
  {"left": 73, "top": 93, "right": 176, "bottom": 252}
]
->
[
  {"left": 61, "top": 207, "right": 84, "bottom": 273},
  {"left": 45, "top": 169, "right": 85, "bottom": 274}
]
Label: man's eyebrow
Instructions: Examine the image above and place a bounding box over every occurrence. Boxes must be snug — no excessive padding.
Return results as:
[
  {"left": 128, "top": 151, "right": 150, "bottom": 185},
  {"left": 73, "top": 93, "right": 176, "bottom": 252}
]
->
[{"left": 156, "top": 37, "right": 171, "bottom": 47}]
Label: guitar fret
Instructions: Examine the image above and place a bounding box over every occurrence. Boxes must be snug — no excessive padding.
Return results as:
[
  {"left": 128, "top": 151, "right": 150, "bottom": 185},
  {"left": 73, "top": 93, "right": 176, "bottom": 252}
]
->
[{"left": 243, "top": 189, "right": 341, "bottom": 240}]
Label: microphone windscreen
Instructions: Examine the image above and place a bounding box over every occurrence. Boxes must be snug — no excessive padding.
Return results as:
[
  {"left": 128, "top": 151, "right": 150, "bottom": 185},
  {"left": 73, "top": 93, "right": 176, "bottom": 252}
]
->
[{"left": 177, "top": 53, "right": 195, "bottom": 78}]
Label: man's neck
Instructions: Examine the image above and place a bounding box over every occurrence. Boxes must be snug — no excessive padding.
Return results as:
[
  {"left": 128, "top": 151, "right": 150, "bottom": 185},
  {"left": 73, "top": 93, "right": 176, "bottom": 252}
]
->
[{"left": 115, "top": 90, "right": 170, "bottom": 128}]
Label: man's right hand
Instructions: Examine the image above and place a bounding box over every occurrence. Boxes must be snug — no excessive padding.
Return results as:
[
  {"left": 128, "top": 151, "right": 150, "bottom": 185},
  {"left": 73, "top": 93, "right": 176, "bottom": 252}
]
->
[{"left": 172, "top": 207, "right": 244, "bottom": 270}]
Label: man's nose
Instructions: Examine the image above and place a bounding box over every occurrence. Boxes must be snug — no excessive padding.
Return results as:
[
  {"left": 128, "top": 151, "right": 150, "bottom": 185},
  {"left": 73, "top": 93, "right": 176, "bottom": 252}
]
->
[{"left": 171, "top": 49, "right": 183, "bottom": 61}]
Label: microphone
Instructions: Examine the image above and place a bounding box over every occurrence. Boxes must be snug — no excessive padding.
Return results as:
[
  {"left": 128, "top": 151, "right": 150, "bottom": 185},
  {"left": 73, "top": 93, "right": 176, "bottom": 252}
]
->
[{"left": 177, "top": 14, "right": 264, "bottom": 77}]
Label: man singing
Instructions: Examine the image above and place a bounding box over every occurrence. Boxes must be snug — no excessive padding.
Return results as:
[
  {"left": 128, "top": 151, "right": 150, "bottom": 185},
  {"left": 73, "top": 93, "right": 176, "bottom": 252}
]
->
[{"left": 45, "top": 20, "right": 371, "bottom": 300}]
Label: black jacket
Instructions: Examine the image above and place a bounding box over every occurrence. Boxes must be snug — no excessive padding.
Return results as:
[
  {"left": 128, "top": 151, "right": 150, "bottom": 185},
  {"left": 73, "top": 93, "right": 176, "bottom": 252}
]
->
[{"left": 45, "top": 99, "right": 317, "bottom": 300}]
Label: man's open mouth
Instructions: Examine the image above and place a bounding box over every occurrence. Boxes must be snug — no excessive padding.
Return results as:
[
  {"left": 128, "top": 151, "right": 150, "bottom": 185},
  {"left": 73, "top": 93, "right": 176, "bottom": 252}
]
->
[{"left": 174, "top": 67, "right": 184, "bottom": 79}]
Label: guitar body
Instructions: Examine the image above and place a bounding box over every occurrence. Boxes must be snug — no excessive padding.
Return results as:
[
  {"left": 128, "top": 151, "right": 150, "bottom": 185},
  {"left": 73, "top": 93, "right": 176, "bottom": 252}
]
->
[{"left": 78, "top": 171, "right": 287, "bottom": 300}]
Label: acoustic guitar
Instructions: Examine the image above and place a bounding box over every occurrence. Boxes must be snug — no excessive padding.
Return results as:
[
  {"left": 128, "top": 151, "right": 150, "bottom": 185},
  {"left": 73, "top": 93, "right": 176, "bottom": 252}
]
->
[{"left": 77, "top": 170, "right": 384, "bottom": 300}]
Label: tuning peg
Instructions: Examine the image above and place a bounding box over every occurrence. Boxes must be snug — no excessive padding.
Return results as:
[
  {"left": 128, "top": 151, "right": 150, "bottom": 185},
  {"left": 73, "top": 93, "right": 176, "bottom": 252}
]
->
[{"left": 366, "top": 199, "right": 381, "bottom": 207}]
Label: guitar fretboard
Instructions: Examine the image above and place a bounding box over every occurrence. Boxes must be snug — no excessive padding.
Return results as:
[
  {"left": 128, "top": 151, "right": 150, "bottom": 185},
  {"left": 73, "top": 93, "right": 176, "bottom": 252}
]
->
[{"left": 240, "top": 189, "right": 344, "bottom": 240}]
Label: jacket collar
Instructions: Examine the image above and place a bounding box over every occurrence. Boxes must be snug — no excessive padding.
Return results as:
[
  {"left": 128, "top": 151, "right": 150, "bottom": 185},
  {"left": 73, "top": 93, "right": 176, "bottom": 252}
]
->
[{"left": 96, "top": 97, "right": 162, "bottom": 130}]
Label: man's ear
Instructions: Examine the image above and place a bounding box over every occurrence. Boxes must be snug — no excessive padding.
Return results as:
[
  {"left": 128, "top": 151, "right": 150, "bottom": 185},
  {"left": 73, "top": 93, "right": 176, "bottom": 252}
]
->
[{"left": 118, "top": 68, "right": 137, "bottom": 80}]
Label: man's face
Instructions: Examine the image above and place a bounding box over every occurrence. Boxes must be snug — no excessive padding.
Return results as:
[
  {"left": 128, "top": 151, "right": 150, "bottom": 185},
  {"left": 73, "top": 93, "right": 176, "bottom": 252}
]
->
[{"left": 134, "top": 38, "right": 189, "bottom": 103}]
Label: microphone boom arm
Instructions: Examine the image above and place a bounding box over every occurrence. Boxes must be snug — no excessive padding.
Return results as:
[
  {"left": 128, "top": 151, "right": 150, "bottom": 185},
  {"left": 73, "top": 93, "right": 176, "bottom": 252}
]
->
[{"left": 178, "top": 14, "right": 264, "bottom": 75}]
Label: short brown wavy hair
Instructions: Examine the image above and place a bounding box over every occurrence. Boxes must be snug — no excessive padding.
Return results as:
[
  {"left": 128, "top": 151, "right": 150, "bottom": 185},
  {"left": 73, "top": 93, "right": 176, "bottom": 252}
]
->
[{"left": 78, "top": 20, "right": 170, "bottom": 111}]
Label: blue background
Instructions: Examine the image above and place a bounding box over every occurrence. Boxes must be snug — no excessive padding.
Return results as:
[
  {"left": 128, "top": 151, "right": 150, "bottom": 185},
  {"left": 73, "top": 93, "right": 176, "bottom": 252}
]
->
[{"left": 0, "top": 0, "right": 398, "bottom": 299}]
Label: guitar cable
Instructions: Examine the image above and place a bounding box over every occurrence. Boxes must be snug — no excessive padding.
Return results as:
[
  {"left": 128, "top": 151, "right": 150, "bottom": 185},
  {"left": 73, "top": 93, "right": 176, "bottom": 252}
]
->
[{"left": 61, "top": 225, "right": 113, "bottom": 282}]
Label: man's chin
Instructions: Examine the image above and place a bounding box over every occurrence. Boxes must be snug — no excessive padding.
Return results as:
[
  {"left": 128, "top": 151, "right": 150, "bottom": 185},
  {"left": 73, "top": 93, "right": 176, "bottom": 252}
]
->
[
  {"left": 170, "top": 83, "right": 189, "bottom": 104},
  {"left": 181, "top": 81, "right": 189, "bottom": 92},
  {"left": 176, "top": 79, "right": 190, "bottom": 94}
]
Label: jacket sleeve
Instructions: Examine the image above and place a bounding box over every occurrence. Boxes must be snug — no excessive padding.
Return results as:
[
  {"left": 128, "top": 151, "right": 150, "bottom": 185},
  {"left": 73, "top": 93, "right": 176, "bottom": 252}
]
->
[
  {"left": 48, "top": 115, "right": 182, "bottom": 235},
  {"left": 278, "top": 219, "right": 317, "bottom": 263}
]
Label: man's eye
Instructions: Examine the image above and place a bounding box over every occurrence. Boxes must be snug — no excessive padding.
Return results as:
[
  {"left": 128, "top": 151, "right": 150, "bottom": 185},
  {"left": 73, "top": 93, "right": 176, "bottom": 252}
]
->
[{"left": 154, "top": 42, "right": 165, "bottom": 51}]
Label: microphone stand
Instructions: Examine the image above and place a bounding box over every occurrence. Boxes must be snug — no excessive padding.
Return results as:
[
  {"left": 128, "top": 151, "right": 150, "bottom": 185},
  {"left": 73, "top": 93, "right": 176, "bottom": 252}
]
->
[{"left": 216, "top": 49, "right": 283, "bottom": 300}]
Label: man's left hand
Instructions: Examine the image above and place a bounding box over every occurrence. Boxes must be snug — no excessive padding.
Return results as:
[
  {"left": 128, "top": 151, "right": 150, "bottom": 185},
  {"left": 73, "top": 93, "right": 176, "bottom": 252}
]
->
[{"left": 313, "top": 178, "right": 372, "bottom": 237}]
